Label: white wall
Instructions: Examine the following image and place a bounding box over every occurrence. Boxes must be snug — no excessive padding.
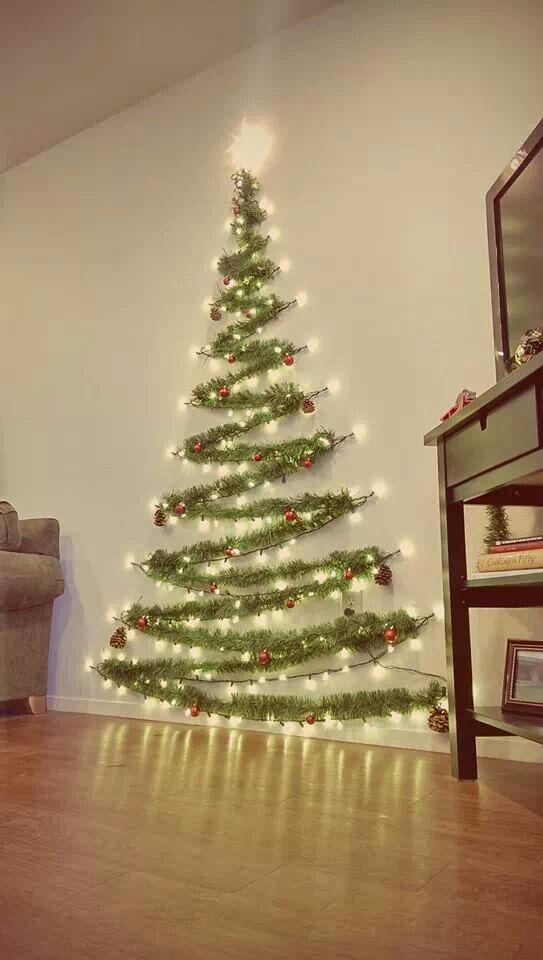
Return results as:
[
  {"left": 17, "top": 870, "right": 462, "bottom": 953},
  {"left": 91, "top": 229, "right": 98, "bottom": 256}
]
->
[{"left": 2, "top": 0, "right": 543, "bottom": 758}]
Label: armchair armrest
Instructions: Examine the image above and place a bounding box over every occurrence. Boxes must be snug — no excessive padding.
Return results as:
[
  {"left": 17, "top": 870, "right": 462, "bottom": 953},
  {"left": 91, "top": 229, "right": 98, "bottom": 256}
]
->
[{"left": 18, "top": 519, "right": 60, "bottom": 560}]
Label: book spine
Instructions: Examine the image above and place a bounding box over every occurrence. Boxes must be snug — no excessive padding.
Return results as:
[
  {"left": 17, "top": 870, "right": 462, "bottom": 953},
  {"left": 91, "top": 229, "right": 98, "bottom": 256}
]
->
[
  {"left": 495, "top": 536, "right": 543, "bottom": 546},
  {"left": 489, "top": 541, "right": 543, "bottom": 554},
  {"left": 477, "top": 550, "right": 543, "bottom": 573}
]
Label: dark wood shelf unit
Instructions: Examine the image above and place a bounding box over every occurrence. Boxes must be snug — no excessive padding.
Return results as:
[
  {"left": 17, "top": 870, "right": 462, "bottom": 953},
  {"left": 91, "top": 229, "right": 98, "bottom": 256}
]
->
[
  {"left": 425, "top": 354, "right": 543, "bottom": 779},
  {"left": 463, "top": 573, "right": 543, "bottom": 608},
  {"left": 470, "top": 707, "right": 543, "bottom": 747}
]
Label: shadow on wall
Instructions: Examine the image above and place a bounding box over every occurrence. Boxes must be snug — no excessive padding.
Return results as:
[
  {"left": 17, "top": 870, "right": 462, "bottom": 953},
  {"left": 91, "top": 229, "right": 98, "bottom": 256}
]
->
[{"left": 48, "top": 534, "right": 103, "bottom": 699}]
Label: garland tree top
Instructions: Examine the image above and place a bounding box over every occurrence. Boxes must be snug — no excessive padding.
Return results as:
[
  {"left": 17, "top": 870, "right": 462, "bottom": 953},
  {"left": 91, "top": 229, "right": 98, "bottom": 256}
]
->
[{"left": 97, "top": 169, "right": 444, "bottom": 730}]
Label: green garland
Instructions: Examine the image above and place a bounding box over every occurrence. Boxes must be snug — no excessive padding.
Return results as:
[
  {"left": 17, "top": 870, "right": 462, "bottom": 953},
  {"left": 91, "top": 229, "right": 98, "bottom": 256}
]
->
[
  {"left": 117, "top": 609, "right": 416, "bottom": 655},
  {"left": 141, "top": 546, "right": 386, "bottom": 591},
  {"left": 123, "top": 561, "right": 382, "bottom": 622},
  {"left": 160, "top": 431, "right": 351, "bottom": 516},
  {"left": 95, "top": 659, "right": 442, "bottom": 724},
  {"left": 176, "top": 384, "right": 314, "bottom": 458},
  {"left": 107, "top": 610, "right": 422, "bottom": 675},
  {"left": 209, "top": 299, "right": 295, "bottom": 356},
  {"left": 172, "top": 489, "right": 357, "bottom": 521},
  {"left": 178, "top": 428, "right": 336, "bottom": 465},
  {"left": 154, "top": 490, "right": 364, "bottom": 564},
  {"left": 196, "top": 340, "right": 304, "bottom": 393}
]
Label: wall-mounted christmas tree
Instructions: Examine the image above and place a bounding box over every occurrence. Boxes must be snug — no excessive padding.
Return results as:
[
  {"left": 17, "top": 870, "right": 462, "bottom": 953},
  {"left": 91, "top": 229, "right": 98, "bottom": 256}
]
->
[{"left": 97, "top": 169, "right": 446, "bottom": 731}]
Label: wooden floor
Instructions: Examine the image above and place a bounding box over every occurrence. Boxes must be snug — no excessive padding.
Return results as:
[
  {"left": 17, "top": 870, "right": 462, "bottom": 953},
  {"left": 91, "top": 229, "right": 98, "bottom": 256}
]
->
[{"left": 1, "top": 714, "right": 543, "bottom": 960}]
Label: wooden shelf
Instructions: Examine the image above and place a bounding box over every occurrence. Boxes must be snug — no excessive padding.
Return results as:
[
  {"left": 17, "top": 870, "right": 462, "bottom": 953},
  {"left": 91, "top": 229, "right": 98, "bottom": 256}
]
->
[
  {"left": 463, "top": 572, "right": 543, "bottom": 607},
  {"left": 470, "top": 707, "right": 543, "bottom": 746}
]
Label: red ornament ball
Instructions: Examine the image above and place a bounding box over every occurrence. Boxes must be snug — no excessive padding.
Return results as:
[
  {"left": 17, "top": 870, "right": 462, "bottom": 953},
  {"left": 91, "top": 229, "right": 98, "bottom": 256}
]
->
[
  {"left": 233, "top": 205, "right": 241, "bottom": 216},
  {"left": 285, "top": 598, "right": 296, "bottom": 609},
  {"left": 303, "top": 458, "right": 314, "bottom": 470},
  {"left": 218, "top": 386, "right": 230, "bottom": 399},
  {"left": 283, "top": 353, "right": 295, "bottom": 367},
  {"left": 284, "top": 508, "right": 298, "bottom": 523},
  {"left": 193, "top": 441, "right": 202, "bottom": 454},
  {"left": 305, "top": 713, "right": 316, "bottom": 725},
  {"left": 253, "top": 451, "right": 263, "bottom": 462},
  {"left": 174, "top": 502, "right": 186, "bottom": 516},
  {"left": 225, "top": 547, "right": 235, "bottom": 558},
  {"left": 258, "top": 650, "right": 271, "bottom": 666},
  {"left": 136, "top": 616, "right": 148, "bottom": 630},
  {"left": 384, "top": 626, "right": 398, "bottom": 646},
  {"left": 223, "top": 276, "right": 231, "bottom": 286},
  {"left": 244, "top": 310, "right": 252, "bottom": 318},
  {"left": 190, "top": 703, "right": 201, "bottom": 718},
  {"left": 343, "top": 567, "right": 354, "bottom": 581},
  {"left": 208, "top": 582, "right": 218, "bottom": 593},
  {"left": 226, "top": 353, "right": 236, "bottom": 364}
]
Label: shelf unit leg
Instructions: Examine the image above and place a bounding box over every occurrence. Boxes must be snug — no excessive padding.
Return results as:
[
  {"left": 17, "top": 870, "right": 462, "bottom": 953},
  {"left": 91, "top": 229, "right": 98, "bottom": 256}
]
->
[{"left": 438, "top": 442, "right": 478, "bottom": 779}]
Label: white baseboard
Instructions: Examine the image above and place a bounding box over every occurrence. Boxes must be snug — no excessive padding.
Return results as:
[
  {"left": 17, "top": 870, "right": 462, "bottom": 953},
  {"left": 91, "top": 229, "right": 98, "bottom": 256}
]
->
[{"left": 47, "top": 695, "right": 543, "bottom": 761}]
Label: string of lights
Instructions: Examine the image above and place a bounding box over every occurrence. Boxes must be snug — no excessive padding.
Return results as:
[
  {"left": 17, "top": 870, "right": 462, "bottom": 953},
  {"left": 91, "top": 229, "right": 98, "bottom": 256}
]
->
[{"left": 98, "top": 163, "right": 446, "bottom": 733}]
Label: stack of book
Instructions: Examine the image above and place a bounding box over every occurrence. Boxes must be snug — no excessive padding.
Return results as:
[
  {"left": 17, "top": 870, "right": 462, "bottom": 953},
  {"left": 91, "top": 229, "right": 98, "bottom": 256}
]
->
[{"left": 477, "top": 536, "right": 543, "bottom": 574}]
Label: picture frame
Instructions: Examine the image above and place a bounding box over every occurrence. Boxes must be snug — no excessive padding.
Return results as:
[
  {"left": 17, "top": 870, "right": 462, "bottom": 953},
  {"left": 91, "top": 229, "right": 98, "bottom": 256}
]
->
[
  {"left": 502, "top": 639, "right": 543, "bottom": 716},
  {"left": 486, "top": 116, "right": 543, "bottom": 380}
]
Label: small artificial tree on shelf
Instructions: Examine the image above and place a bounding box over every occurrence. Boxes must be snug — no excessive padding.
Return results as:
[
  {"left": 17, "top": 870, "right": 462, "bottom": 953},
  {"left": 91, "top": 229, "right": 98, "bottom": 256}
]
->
[
  {"left": 97, "top": 169, "right": 445, "bottom": 730},
  {"left": 483, "top": 505, "right": 511, "bottom": 551}
]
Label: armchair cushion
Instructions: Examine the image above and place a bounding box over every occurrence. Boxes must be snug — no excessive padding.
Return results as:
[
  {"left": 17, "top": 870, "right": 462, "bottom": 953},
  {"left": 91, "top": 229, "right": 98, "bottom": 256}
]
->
[
  {"left": 0, "top": 551, "right": 64, "bottom": 611},
  {"left": 17, "top": 518, "right": 60, "bottom": 560},
  {"left": 0, "top": 502, "right": 22, "bottom": 552}
]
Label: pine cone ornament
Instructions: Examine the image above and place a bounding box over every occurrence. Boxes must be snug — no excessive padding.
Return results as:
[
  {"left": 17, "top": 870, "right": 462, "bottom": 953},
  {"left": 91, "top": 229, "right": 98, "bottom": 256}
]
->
[
  {"left": 514, "top": 328, "right": 543, "bottom": 366},
  {"left": 302, "top": 398, "right": 316, "bottom": 414},
  {"left": 210, "top": 306, "right": 222, "bottom": 322},
  {"left": 428, "top": 706, "right": 449, "bottom": 733},
  {"left": 374, "top": 563, "right": 392, "bottom": 587},
  {"left": 109, "top": 626, "right": 127, "bottom": 649},
  {"left": 154, "top": 507, "right": 168, "bottom": 527}
]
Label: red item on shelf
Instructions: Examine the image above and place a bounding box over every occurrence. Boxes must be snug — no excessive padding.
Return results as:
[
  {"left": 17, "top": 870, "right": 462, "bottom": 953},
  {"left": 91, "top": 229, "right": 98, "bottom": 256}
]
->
[
  {"left": 489, "top": 540, "right": 543, "bottom": 554},
  {"left": 440, "top": 389, "right": 476, "bottom": 422}
]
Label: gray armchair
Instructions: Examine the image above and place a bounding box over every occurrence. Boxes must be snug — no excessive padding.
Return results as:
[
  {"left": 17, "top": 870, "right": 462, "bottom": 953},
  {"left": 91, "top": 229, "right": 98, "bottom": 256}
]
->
[{"left": 0, "top": 502, "right": 65, "bottom": 713}]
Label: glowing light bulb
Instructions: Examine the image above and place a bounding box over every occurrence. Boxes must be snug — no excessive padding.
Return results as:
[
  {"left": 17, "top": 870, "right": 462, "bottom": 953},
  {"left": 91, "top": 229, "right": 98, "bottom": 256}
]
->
[
  {"left": 226, "top": 119, "right": 273, "bottom": 173},
  {"left": 353, "top": 423, "right": 367, "bottom": 443},
  {"left": 296, "top": 290, "right": 308, "bottom": 307},
  {"left": 432, "top": 601, "right": 445, "bottom": 621},
  {"left": 399, "top": 538, "right": 415, "bottom": 558}
]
